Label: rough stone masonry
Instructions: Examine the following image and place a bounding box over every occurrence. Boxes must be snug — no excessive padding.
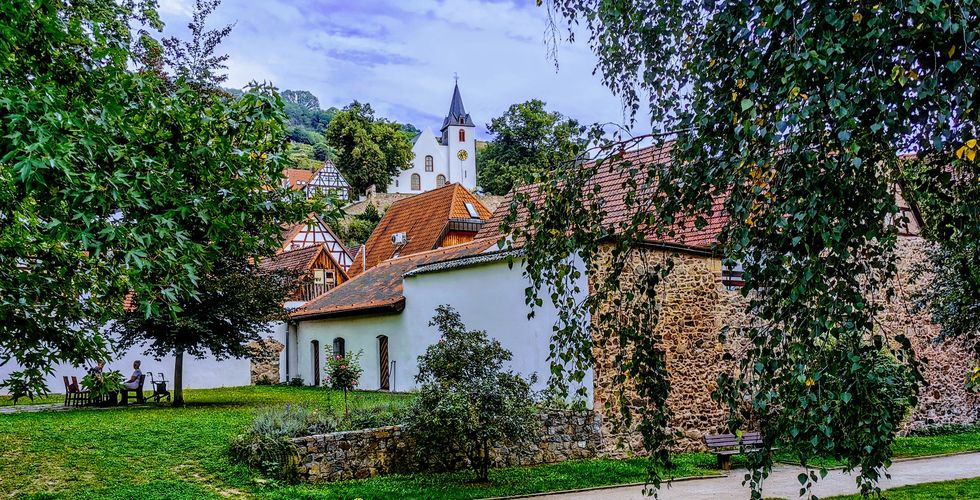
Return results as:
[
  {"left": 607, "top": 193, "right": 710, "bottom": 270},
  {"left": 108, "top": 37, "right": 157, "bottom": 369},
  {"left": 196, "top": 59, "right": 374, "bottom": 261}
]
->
[{"left": 291, "top": 409, "right": 601, "bottom": 482}]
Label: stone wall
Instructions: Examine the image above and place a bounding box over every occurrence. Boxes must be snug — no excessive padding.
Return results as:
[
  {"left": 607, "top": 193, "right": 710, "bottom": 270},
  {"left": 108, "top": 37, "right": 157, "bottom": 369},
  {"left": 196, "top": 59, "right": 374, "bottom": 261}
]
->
[
  {"left": 291, "top": 409, "right": 601, "bottom": 482},
  {"left": 590, "top": 236, "right": 979, "bottom": 455},
  {"left": 248, "top": 338, "right": 284, "bottom": 384}
]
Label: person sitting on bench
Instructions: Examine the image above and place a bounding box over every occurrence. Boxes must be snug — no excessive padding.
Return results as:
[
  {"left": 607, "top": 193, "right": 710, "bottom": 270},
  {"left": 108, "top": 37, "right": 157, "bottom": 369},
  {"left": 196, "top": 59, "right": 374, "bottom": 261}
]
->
[{"left": 123, "top": 360, "right": 143, "bottom": 390}]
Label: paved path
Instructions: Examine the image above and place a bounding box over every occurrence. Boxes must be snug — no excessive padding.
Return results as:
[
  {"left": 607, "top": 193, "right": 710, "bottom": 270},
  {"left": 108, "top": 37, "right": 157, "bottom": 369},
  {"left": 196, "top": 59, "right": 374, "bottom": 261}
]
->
[
  {"left": 0, "top": 402, "right": 65, "bottom": 414},
  {"left": 541, "top": 452, "right": 980, "bottom": 499}
]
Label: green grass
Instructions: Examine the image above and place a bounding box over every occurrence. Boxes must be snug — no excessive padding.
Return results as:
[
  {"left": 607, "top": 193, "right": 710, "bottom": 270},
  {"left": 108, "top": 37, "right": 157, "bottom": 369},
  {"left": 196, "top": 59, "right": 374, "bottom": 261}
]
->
[
  {"left": 0, "top": 386, "right": 411, "bottom": 498},
  {"left": 828, "top": 476, "right": 980, "bottom": 499},
  {"left": 775, "top": 429, "right": 980, "bottom": 468},
  {"left": 0, "top": 392, "right": 63, "bottom": 406},
  {"left": 3, "top": 386, "right": 978, "bottom": 499}
]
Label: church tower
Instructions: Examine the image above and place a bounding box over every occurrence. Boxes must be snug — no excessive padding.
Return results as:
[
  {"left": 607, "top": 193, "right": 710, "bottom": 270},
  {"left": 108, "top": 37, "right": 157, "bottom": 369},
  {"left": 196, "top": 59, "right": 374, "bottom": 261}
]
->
[{"left": 440, "top": 82, "right": 477, "bottom": 190}]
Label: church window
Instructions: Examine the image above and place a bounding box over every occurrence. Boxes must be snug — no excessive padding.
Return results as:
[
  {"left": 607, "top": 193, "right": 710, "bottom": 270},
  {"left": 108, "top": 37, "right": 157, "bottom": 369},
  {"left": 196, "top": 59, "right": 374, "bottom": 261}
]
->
[
  {"left": 436, "top": 174, "right": 446, "bottom": 186},
  {"left": 411, "top": 173, "right": 421, "bottom": 191},
  {"left": 425, "top": 155, "right": 434, "bottom": 172},
  {"left": 332, "top": 337, "right": 345, "bottom": 358},
  {"left": 458, "top": 129, "right": 465, "bottom": 142}
]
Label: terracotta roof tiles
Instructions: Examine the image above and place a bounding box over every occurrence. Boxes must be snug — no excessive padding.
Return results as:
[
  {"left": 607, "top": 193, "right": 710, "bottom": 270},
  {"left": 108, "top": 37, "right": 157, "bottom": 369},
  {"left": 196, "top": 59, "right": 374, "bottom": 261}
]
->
[
  {"left": 292, "top": 238, "right": 497, "bottom": 319},
  {"left": 348, "top": 183, "right": 492, "bottom": 276}
]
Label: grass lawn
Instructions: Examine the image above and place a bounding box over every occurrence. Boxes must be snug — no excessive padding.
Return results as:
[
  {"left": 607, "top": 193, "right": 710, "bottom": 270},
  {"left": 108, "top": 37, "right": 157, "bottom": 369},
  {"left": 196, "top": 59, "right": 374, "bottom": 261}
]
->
[
  {"left": 775, "top": 428, "right": 980, "bottom": 469},
  {"left": 828, "top": 476, "right": 980, "bottom": 499},
  {"left": 2, "top": 386, "right": 978, "bottom": 499},
  {"left": 0, "top": 392, "right": 63, "bottom": 406}
]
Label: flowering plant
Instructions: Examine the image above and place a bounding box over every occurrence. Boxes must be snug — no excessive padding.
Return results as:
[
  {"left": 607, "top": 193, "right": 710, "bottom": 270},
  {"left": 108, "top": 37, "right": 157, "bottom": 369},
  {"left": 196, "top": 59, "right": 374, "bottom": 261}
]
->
[{"left": 324, "top": 350, "right": 363, "bottom": 416}]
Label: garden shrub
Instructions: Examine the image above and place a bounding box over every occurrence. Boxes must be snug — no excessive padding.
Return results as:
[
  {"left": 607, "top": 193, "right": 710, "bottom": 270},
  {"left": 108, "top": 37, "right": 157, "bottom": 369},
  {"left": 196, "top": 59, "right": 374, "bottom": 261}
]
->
[
  {"left": 81, "top": 370, "right": 124, "bottom": 400},
  {"left": 230, "top": 405, "right": 339, "bottom": 481},
  {"left": 405, "top": 305, "right": 538, "bottom": 482},
  {"left": 287, "top": 376, "right": 304, "bottom": 387},
  {"left": 255, "top": 375, "right": 275, "bottom": 386},
  {"left": 346, "top": 403, "right": 409, "bottom": 429}
]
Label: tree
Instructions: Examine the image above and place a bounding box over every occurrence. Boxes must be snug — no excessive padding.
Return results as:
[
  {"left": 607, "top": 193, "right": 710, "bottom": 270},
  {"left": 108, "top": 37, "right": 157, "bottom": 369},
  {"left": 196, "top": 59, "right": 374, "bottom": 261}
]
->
[
  {"left": 114, "top": 259, "right": 299, "bottom": 405},
  {"left": 477, "top": 100, "right": 586, "bottom": 195},
  {"left": 0, "top": 0, "right": 163, "bottom": 393},
  {"left": 406, "top": 306, "right": 538, "bottom": 483},
  {"left": 325, "top": 101, "right": 414, "bottom": 194},
  {"left": 281, "top": 89, "right": 320, "bottom": 111},
  {"left": 114, "top": 0, "right": 313, "bottom": 406},
  {"left": 512, "top": 0, "right": 980, "bottom": 496}
]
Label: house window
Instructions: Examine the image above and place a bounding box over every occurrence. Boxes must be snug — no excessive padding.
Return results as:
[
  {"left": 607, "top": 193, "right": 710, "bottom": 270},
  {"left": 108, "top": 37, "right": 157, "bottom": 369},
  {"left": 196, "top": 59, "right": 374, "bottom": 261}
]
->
[
  {"left": 395, "top": 179, "right": 399, "bottom": 187},
  {"left": 464, "top": 201, "right": 480, "bottom": 219},
  {"left": 436, "top": 174, "right": 447, "bottom": 186},
  {"left": 411, "top": 173, "right": 421, "bottom": 191},
  {"left": 425, "top": 155, "right": 434, "bottom": 172},
  {"left": 332, "top": 337, "right": 345, "bottom": 358},
  {"left": 722, "top": 261, "right": 745, "bottom": 290},
  {"left": 458, "top": 129, "right": 465, "bottom": 142}
]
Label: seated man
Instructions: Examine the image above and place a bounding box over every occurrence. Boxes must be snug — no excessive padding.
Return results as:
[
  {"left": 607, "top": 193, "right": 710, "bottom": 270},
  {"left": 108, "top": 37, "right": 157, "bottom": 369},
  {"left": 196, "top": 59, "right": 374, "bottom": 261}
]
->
[{"left": 123, "top": 360, "right": 143, "bottom": 390}]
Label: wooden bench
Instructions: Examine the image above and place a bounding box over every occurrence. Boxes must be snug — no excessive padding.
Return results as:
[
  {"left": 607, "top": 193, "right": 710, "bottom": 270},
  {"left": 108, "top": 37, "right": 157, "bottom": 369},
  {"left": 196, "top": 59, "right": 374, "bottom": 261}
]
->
[
  {"left": 704, "top": 431, "right": 763, "bottom": 470},
  {"left": 120, "top": 374, "right": 145, "bottom": 405}
]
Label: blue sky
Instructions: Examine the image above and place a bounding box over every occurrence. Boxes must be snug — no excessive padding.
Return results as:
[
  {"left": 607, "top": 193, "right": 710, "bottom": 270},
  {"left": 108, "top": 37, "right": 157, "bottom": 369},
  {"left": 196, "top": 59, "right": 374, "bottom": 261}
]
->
[{"left": 156, "top": 0, "right": 635, "bottom": 139}]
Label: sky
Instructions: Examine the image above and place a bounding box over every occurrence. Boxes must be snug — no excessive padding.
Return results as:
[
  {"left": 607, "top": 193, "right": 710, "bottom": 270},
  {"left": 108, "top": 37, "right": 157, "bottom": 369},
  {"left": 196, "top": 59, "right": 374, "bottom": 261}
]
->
[{"left": 155, "top": 0, "right": 638, "bottom": 139}]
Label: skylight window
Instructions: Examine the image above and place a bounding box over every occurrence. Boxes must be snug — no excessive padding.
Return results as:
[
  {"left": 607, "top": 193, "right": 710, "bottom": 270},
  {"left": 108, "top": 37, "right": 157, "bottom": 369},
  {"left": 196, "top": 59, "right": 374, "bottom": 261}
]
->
[{"left": 464, "top": 202, "right": 480, "bottom": 219}]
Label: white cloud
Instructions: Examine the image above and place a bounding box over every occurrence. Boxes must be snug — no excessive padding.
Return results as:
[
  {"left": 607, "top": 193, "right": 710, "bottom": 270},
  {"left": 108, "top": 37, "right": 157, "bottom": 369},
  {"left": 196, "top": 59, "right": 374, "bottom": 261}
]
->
[{"left": 155, "top": 0, "right": 639, "bottom": 138}]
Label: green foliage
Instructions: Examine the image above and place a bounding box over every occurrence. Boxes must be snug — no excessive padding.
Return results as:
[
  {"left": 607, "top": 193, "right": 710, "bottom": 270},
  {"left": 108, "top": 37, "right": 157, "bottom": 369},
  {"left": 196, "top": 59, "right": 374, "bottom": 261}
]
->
[
  {"left": 312, "top": 141, "right": 335, "bottom": 162},
  {"left": 406, "top": 306, "right": 538, "bottom": 482},
  {"left": 325, "top": 101, "right": 415, "bottom": 194},
  {"left": 230, "top": 404, "right": 339, "bottom": 482},
  {"left": 477, "top": 99, "right": 587, "bottom": 195},
  {"left": 520, "top": 0, "right": 980, "bottom": 495},
  {"left": 346, "top": 403, "right": 409, "bottom": 430},
  {"left": 0, "top": 371, "right": 40, "bottom": 405},
  {"left": 337, "top": 204, "right": 383, "bottom": 247},
  {"left": 287, "top": 376, "right": 305, "bottom": 387},
  {"left": 81, "top": 370, "right": 125, "bottom": 399}
]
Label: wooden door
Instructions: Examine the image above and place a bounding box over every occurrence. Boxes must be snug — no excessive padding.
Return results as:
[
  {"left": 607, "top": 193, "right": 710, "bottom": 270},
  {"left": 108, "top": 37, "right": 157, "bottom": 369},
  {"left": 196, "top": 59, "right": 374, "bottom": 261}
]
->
[
  {"left": 311, "top": 340, "right": 320, "bottom": 386},
  {"left": 378, "top": 335, "right": 389, "bottom": 391}
]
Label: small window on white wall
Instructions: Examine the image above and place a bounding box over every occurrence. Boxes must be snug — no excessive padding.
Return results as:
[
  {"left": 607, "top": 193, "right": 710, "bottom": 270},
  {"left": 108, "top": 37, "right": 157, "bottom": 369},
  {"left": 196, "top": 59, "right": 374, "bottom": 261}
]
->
[
  {"left": 411, "top": 173, "right": 421, "bottom": 191},
  {"left": 332, "top": 337, "right": 345, "bottom": 358},
  {"left": 425, "top": 155, "right": 434, "bottom": 172},
  {"left": 436, "top": 174, "right": 446, "bottom": 186}
]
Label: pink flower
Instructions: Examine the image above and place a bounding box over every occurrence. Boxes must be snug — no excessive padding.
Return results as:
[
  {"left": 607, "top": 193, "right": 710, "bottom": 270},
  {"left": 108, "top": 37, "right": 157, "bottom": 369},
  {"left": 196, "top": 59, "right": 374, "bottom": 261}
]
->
[
  {"left": 340, "top": 365, "right": 347, "bottom": 369},
  {"left": 353, "top": 380, "right": 358, "bottom": 385},
  {"left": 336, "top": 355, "right": 342, "bottom": 360}
]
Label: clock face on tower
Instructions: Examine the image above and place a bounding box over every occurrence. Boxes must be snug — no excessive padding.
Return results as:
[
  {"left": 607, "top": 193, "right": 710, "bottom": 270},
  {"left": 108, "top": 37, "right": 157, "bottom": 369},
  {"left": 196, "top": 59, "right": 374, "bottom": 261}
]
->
[{"left": 456, "top": 149, "right": 469, "bottom": 161}]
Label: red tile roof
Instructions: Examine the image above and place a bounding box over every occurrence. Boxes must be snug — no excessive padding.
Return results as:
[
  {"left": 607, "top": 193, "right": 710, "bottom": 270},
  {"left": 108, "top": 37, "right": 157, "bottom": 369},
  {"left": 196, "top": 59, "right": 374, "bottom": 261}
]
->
[
  {"left": 292, "top": 238, "right": 497, "bottom": 319},
  {"left": 283, "top": 168, "right": 314, "bottom": 190},
  {"left": 259, "top": 244, "right": 327, "bottom": 273},
  {"left": 348, "top": 183, "right": 492, "bottom": 276},
  {"left": 476, "top": 143, "right": 728, "bottom": 252}
]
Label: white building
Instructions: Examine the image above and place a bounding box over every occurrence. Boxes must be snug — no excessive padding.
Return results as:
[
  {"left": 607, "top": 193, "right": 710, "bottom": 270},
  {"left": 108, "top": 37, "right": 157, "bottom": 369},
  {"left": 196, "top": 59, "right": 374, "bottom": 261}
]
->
[
  {"left": 288, "top": 239, "right": 592, "bottom": 400},
  {"left": 388, "top": 83, "right": 477, "bottom": 194}
]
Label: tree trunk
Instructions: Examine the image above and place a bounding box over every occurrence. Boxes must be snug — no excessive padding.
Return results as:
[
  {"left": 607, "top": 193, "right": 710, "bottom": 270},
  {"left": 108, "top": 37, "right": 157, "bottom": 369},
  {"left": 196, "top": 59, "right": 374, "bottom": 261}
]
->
[{"left": 173, "top": 348, "right": 185, "bottom": 407}]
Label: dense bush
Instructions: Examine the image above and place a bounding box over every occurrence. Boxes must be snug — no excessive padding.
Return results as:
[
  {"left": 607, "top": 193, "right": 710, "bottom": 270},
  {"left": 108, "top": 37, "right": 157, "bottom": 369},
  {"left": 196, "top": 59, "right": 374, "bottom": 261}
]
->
[
  {"left": 230, "top": 405, "right": 339, "bottom": 481},
  {"left": 405, "top": 305, "right": 538, "bottom": 482},
  {"left": 347, "top": 403, "right": 409, "bottom": 430}
]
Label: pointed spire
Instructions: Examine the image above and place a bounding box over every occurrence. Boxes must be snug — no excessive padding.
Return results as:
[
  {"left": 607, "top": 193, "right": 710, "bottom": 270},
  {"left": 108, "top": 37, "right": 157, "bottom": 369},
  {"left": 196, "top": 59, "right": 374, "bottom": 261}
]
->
[{"left": 441, "top": 80, "right": 475, "bottom": 134}]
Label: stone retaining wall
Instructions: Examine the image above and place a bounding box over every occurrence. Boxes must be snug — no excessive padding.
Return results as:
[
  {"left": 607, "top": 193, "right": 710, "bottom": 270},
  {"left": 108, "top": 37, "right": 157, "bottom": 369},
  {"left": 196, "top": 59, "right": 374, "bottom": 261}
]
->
[{"left": 291, "top": 409, "right": 601, "bottom": 482}]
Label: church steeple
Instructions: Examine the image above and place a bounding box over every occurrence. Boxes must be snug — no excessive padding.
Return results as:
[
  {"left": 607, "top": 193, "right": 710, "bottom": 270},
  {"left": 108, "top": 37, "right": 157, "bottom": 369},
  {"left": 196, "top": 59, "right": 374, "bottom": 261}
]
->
[{"left": 440, "top": 81, "right": 475, "bottom": 141}]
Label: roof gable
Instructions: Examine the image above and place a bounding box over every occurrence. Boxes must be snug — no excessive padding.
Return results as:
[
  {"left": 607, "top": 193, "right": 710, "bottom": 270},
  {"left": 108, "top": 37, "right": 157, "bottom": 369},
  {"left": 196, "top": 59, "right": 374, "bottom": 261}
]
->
[{"left": 281, "top": 214, "right": 354, "bottom": 270}]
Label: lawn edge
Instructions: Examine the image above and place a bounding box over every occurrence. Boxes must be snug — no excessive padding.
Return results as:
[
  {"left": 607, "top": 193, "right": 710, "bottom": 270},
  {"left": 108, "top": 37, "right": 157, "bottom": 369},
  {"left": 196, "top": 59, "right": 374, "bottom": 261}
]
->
[
  {"left": 774, "top": 449, "right": 980, "bottom": 470},
  {"left": 484, "top": 472, "right": 727, "bottom": 500}
]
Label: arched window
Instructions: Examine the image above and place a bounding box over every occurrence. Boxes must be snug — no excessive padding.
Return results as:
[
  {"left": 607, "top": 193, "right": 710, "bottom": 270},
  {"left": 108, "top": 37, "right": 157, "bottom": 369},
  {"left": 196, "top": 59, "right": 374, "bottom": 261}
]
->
[
  {"left": 458, "top": 129, "right": 465, "bottom": 142},
  {"left": 436, "top": 174, "right": 446, "bottom": 186},
  {"left": 425, "top": 155, "right": 434, "bottom": 172},
  {"left": 332, "top": 337, "right": 345, "bottom": 358},
  {"left": 411, "top": 173, "right": 421, "bottom": 191}
]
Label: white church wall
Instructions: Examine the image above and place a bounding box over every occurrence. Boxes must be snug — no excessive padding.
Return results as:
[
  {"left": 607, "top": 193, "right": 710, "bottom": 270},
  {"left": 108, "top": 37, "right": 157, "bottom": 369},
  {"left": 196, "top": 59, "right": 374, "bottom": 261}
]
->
[{"left": 390, "top": 128, "right": 448, "bottom": 194}]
